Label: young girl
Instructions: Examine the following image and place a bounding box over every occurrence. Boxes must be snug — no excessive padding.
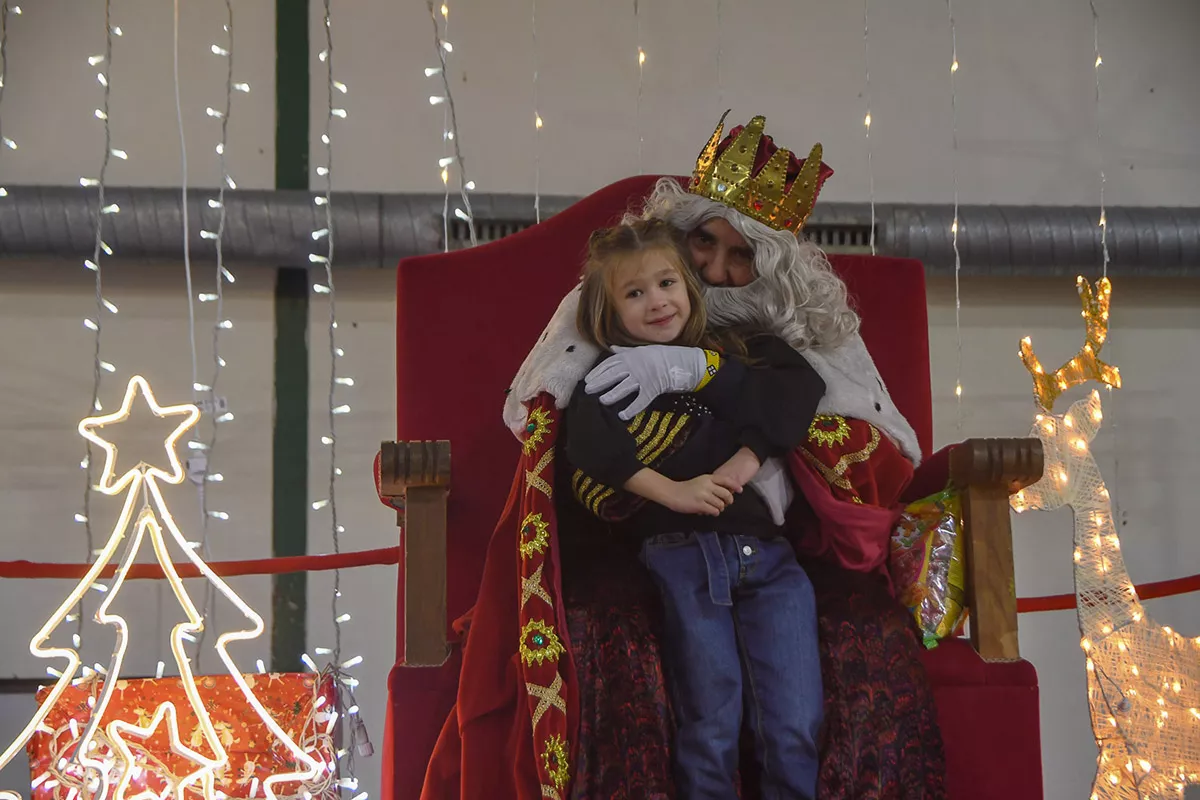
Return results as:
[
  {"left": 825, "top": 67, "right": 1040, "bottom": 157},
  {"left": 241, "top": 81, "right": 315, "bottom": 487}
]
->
[{"left": 564, "top": 218, "right": 827, "bottom": 798}]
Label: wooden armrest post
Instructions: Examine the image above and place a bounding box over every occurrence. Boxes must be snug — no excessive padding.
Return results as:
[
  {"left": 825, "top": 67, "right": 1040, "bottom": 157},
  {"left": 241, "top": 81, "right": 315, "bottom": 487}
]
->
[
  {"left": 379, "top": 440, "right": 451, "bottom": 667},
  {"left": 949, "top": 438, "right": 1043, "bottom": 661}
]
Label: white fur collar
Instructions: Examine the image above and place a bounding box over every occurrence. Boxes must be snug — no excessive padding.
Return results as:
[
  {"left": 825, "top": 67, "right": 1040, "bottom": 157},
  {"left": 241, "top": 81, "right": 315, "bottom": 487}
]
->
[{"left": 503, "top": 287, "right": 922, "bottom": 466}]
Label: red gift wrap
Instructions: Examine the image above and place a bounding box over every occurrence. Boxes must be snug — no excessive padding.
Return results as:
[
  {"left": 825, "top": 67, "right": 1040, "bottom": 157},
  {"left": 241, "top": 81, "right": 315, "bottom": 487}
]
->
[{"left": 27, "top": 673, "right": 339, "bottom": 800}]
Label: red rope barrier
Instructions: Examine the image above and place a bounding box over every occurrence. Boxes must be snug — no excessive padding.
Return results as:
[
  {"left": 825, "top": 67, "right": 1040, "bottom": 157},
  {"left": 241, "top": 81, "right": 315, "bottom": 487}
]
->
[
  {"left": 1, "top": 548, "right": 1196, "bottom": 612},
  {"left": 0, "top": 547, "right": 399, "bottom": 580},
  {"left": 1016, "top": 571, "right": 1200, "bottom": 613}
]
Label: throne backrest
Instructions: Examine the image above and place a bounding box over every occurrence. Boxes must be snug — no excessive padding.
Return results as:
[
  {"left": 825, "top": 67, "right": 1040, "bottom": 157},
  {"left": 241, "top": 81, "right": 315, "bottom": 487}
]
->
[{"left": 393, "top": 175, "right": 932, "bottom": 658}]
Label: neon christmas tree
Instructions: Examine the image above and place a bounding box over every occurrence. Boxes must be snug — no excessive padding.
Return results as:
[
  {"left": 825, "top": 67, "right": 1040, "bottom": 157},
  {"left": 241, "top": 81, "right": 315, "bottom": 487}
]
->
[{"left": 0, "top": 376, "right": 326, "bottom": 800}]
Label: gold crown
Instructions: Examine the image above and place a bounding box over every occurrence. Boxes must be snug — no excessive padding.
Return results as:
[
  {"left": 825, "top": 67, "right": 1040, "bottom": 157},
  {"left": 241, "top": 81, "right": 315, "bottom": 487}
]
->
[{"left": 689, "top": 112, "right": 825, "bottom": 235}]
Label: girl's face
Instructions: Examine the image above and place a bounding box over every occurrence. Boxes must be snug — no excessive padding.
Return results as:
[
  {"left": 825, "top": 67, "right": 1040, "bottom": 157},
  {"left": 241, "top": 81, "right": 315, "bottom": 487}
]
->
[{"left": 610, "top": 249, "right": 691, "bottom": 344}]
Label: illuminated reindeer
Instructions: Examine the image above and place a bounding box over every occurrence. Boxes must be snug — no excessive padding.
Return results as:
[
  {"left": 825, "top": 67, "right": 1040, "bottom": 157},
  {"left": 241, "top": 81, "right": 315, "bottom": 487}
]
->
[{"left": 1011, "top": 276, "right": 1199, "bottom": 799}]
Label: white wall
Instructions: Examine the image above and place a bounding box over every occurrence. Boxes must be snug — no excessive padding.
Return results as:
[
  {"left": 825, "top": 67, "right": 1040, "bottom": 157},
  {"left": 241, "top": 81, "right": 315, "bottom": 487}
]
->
[{"left": 1, "top": 2, "right": 1199, "bottom": 800}]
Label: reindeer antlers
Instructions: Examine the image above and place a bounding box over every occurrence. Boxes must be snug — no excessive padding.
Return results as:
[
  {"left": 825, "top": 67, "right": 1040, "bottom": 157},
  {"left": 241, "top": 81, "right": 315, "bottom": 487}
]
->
[{"left": 1020, "top": 276, "right": 1122, "bottom": 412}]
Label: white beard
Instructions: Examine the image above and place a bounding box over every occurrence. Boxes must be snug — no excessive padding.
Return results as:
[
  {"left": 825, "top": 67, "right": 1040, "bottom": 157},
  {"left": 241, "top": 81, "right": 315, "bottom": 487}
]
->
[
  {"left": 702, "top": 281, "right": 777, "bottom": 330},
  {"left": 502, "top": 286, "right": 922, "bottom": 466}
]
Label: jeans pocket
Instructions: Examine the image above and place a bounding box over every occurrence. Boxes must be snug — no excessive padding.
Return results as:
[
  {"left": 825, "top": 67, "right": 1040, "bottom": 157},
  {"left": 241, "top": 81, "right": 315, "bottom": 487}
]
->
[
  {"left": 640, "top": 532, "right": 691, "bottom": 571},
  {"left": 763, "top": 535, "right": 799, "bottom": 561},
  {"left": 642, "top": 531, "right": 692, "bottom": 550}
]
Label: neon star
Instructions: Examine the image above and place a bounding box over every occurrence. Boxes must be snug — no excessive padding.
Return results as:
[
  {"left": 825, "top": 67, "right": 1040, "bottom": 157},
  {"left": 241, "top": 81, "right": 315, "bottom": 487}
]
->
[
  {"left": 78, "top": 375, "right": 201, "bottom": 495},
  {"left": 106, "top": 702, "right": 222, "bottom": 800}
]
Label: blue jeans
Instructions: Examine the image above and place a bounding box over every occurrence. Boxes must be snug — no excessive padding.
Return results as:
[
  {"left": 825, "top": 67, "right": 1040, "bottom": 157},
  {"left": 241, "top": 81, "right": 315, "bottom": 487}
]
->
[{"left": 640, "top": 531, "right": 822, "bottom": 800}]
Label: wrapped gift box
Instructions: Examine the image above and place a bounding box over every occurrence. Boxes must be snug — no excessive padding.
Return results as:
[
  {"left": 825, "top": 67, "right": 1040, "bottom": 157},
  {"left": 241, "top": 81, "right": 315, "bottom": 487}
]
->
[{"left": 27, "top": 673, "right": 339, "bottom": 800}]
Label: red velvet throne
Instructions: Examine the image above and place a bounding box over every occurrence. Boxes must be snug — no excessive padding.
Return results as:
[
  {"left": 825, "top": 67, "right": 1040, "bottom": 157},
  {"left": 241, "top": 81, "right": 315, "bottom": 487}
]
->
[{"left": 378, "top": 176, "right": 1045, "bottom": 800}]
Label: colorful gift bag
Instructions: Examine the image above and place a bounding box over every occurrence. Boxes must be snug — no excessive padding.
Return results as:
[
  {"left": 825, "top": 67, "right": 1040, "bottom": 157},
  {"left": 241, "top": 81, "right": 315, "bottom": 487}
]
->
[{"left": 889, "top": 488, "right": 969, "bottom": 649}]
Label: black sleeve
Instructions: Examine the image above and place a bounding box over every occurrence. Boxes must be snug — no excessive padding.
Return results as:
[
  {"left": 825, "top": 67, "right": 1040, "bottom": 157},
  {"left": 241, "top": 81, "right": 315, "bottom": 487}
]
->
[
  {"left": 563, "top": 381, "right": 646, "bottom": 489},
  {"left": 696, "top": 335, "right": 826, "bottom": 461}
]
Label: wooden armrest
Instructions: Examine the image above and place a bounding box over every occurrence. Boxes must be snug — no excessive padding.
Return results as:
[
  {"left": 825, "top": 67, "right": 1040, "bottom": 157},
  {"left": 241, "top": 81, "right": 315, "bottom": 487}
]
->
[
  {"left": 379, "top": 440, "right": 451, "bottom": 667},
  {"left": 949, "top": 438, "right": 1043, "bottom": 661}
]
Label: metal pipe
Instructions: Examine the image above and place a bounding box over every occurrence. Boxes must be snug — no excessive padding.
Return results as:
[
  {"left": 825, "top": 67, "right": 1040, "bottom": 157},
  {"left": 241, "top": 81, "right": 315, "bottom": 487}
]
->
[
  {"left": 876, "top": 203, "right": 1200, "bottom": 277},
  {"left": 0, "top": 185, "right": 1196, "bottom": 275}
]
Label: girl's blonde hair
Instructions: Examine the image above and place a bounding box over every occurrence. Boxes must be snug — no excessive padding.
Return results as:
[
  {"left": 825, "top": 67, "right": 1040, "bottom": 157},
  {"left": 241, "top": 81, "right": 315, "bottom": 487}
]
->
[{"left": 576, "top": 219, "right": 713, "bottom": 352}]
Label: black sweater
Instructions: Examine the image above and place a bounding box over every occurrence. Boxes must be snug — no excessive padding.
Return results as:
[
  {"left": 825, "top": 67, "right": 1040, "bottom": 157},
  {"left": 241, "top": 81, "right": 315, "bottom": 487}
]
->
[{"left": 564, "top": 334, "right": 825, "bottom": 538}]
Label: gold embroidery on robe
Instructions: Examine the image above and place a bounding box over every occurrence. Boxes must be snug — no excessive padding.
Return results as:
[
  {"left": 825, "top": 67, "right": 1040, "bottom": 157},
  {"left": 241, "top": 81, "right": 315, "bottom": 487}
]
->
[{"left": 800, "top": 424, "right": 882, "bottom": 496}]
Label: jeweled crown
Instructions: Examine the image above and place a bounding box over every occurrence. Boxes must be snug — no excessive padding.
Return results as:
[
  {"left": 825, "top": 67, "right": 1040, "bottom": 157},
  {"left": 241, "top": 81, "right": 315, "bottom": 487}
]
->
[{"left": 689, "top": 111, "right": 827, "bottom": 235}]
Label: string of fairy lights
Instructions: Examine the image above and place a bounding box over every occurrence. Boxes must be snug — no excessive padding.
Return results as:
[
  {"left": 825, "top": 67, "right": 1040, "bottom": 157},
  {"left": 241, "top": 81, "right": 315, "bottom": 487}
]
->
[
  {"left": 945, "top": 0, "right": 965, "bottom": 434},
  {"left": 1089, "top": 0, "right": 1124, "bottom": 597},
  {"left": 861, "top": 0, "right": 876, "bottom": 256},
  {"left": 73, "top": 1, "right": 125, "bottom": 650},
  {"left": 425, "top": 1, "right": 476, "bottom": 249},
  {"left": 190, "top": 0, "right": 245, "bottom": 668},
  {"left": 306, "top": 2, "right": 372, "bottom": 790},
  {"left": 0, "top": 2, "right": 20, "bottom": 194},
  {"left": 166, "top": 0, "right": 204, "bottom": 673},
  {"left": 196, "top": 0, "right": 242, "bottom": 517},
  {"left": 531, "top": 0, "right": 542, "bottom": 223},
  {"left": 634, "top": 0, "right": 645, "bottom": 173},
  {"left": 1090, "top": 1, "right": 1110, "bottom": 283}
]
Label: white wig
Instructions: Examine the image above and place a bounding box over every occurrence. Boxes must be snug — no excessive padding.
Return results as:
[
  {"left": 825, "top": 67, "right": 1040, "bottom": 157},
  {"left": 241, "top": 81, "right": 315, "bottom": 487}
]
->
[{"left": 632, "top": 177, "right": 859, "bottom": 350}]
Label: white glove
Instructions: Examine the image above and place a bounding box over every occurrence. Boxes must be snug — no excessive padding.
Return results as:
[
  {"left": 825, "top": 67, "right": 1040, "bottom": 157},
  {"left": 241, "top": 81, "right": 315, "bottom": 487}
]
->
[
  {"left": 747, "top": 456, "right": 794, "bottom": 526},
  {"left": 584, "top": 345, "right": 708, "bottom": 421}
]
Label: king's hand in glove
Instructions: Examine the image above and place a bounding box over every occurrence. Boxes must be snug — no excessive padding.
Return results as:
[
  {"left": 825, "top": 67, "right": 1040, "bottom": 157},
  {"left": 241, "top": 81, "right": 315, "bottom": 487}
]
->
[{"left": 584, "top": 345, "right": 709, "bottom": 421}]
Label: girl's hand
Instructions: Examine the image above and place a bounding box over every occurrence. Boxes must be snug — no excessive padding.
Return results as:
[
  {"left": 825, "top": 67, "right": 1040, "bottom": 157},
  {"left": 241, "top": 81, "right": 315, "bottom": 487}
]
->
[
  {"left": 664, "top": 474, "right": 739, "bottom": 516},
  {"left": 712, "top": 446, "right": 761, "bottom": 492}
]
